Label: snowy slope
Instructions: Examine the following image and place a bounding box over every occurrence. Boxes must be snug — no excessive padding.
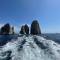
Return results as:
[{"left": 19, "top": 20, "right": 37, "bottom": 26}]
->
[{"left": 0, "top": 35, "right": 60, "bottom": 60}]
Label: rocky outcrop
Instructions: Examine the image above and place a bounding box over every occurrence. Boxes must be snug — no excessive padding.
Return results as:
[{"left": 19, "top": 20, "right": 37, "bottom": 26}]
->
[
  {"left": 20, "top": 24, "right": 29, "bottom": 34},
  {"left": 12, "top": 27, "right": 14, "bottom": 34},
  {"left": 20, "top": 26, "right": 25, "bottom": 34},
  {"left": 24, "top": 24, "right": 29, "bottom": 34},
  {"left": 30, "top": 20, "right": 41, "bottom": 35},
  {"left": 0, "top": 23, "right": 10, "bottom": 35}
]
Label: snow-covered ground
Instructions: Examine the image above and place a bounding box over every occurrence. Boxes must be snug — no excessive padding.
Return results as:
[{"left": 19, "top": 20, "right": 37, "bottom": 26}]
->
[{"left": 0, "top": 35, "right": 60, "bottom": 60}]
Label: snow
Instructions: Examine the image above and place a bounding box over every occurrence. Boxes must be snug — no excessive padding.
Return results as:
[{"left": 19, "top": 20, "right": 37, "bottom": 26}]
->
[{"left": 0, "top": 35, "right": 60, "bottom": 60}]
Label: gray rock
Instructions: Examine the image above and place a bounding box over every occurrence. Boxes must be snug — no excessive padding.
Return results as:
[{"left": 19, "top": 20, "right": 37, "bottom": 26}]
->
[
  {"left": 0, "top": 23, "right": 10, "bottom": 35},
  {"left": 20, "top": 26, "right": 25, "bottom": 34},
  {"left": 30, "top": 20, "right": 41, "bottom": 35},
  {"left": 24, "top": 24, "right": 29, "bottom": 34}
]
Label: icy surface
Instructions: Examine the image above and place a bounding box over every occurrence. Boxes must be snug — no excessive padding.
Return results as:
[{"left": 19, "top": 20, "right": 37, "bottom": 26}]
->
[{"left": 0, "top": 35, "right": 60, "bottom": 60}]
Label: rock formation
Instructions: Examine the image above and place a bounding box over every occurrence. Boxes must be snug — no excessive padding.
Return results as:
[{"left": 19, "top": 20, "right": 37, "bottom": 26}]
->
[
  {"left": 12, "top": 27, "right": 14, "bottom": 34},
  {"left": 24, "top": 24, "right": 29, "bottom": 34},
  {"left": 0, "top": 27, "right": 5, "bottom": 34},
  {"left": 20, "top": 26, "right": 25, "bottom": 34},
  {"left": 20, "top": 24, "right": 29, "bottom": 34},
  {"left": 30, "top": 20, "right": 41, "bottom": 35},
  {"left": 0, "top": 23, "right": 10, "bottom": 35}
]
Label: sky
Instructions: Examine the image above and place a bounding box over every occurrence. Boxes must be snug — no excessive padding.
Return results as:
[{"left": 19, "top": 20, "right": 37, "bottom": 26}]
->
[{"left": 0, "top": 0, "right": 60, "bottom": 33}]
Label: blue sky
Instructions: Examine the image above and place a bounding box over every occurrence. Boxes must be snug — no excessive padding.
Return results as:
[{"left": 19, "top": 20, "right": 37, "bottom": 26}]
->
[{"left": 0, "top": 0, "right": 60, "bottom": 33}]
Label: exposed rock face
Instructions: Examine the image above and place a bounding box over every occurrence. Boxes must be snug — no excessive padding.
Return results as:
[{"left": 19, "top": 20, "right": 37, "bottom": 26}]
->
[
  {"left": 0, "top": 27, "right": 5, "bottom": 34},
  {"left": 20, "top": 26, "right": 25, "bottom": 34},
  {"left": 30, "top": 20, "right": 41, "bottom": 35},
  {"left": 20, "top": 24, "right": 29, "bottom": 34},
  {"left": 4, "top": 23, "right": 10, "bottom": 34},
  {"left": 10, "top": 27, "right": 15, "bottom": 34},
  {"left": 24, "top": 24, "right": 29, "bottom": 34},
  {"left": 0, "top": 23, "right": 10, "bottom": 35},
  {"left": 12, "top": 27, "right": 14, "bottom": 34}
]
